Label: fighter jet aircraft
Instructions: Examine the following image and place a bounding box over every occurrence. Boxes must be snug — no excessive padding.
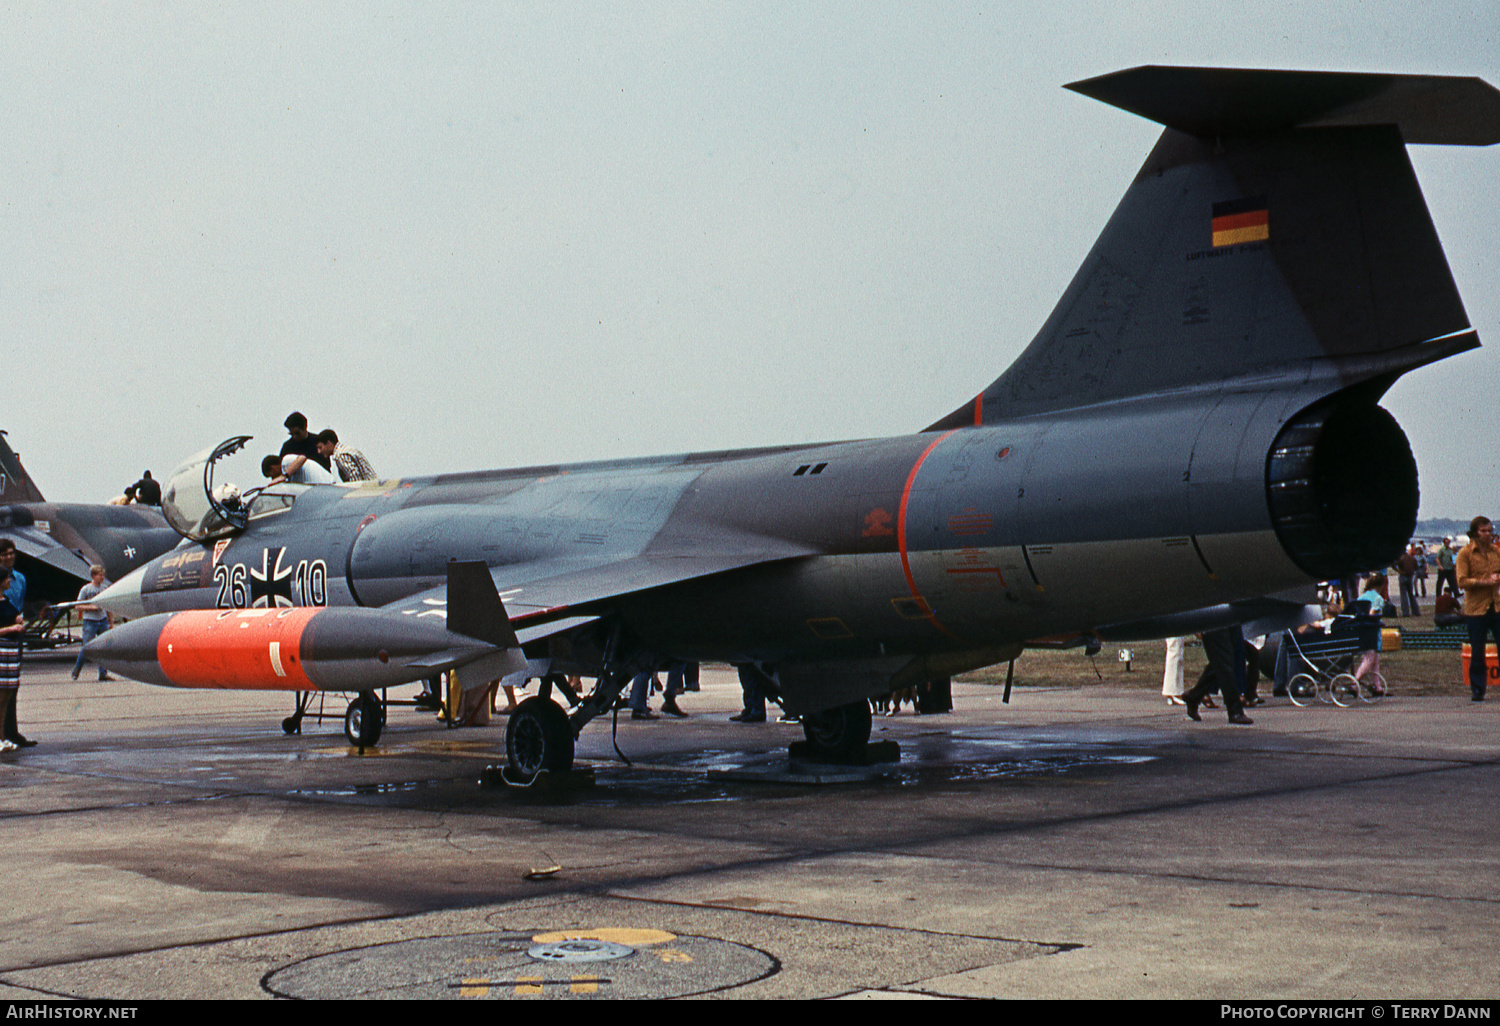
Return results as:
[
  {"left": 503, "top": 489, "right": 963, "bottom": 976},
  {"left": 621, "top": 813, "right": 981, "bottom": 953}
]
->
[
  {"left": 90, "top": 66, "right": 1500, "bottom": 773},
  {"left": 0, "top": 432, "right": 179, "bottom": 617}
]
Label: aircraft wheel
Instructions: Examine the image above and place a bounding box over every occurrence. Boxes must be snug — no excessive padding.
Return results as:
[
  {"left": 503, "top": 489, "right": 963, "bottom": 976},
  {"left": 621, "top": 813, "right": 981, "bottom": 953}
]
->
[
  {"left": 344, "top": 693, "right": 385, "bottom": 747},
  {"left": 801, "top": 700, "right": 873, "bottom": 756},
  {"left": 506, "top": 697, "right": 575, "bottom": 776},
  {"left": 282, "top": 716, "right": 300, "bottom": 735}
]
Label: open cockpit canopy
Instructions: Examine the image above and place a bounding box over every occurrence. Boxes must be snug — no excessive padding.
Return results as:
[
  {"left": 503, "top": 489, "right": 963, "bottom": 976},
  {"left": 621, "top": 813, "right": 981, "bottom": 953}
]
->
[{"left": 160, "top": 436, "right": 303, "bottom": 542}]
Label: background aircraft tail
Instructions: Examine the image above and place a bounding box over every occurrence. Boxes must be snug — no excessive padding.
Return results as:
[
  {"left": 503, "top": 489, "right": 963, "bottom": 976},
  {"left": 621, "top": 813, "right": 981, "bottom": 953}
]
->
[
  {"left": 929, "top": 67, "right": 1500, "bottom": 429},
  {"left": 0, "top": 431, "right": 46, "bottom": 503}
]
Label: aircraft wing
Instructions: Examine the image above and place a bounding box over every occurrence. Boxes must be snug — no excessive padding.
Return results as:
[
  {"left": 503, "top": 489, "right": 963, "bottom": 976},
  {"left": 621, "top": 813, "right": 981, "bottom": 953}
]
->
[{"left": 374, "top": 532, "right": 820, "bottom": 639}]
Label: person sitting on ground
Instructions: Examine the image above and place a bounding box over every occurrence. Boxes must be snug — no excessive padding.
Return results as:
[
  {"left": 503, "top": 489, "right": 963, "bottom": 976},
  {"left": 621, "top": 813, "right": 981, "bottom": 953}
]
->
[{"left": 1434, "top": 591, "right": 1464, "bottom": 628}]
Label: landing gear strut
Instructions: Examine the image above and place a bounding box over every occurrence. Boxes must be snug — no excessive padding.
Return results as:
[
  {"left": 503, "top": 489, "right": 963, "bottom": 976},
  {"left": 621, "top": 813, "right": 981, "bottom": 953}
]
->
[{"left": 283, "top": 691, "right": 314, "bottom": 735}]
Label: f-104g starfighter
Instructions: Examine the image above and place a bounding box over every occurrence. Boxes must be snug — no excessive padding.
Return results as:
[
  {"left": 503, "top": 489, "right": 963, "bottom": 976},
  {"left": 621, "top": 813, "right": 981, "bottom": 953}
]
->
[{"left": 91, "top": 66, "right": 1500, "bottom": 775}]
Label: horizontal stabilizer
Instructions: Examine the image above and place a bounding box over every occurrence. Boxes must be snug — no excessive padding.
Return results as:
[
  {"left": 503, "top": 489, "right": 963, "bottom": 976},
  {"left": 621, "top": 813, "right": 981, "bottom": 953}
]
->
[
  {"left": 405, "top": 645, "right": 527, "bottom": 682},
  {"left": 1067, "top": 66, "right": 1500, "bottom": 145}
]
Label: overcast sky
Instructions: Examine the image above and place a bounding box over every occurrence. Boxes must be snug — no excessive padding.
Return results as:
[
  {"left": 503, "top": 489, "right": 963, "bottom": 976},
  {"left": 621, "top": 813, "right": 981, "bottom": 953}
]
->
[{"left": 3, "top": 1, "right": 1497, "bottom": 519}]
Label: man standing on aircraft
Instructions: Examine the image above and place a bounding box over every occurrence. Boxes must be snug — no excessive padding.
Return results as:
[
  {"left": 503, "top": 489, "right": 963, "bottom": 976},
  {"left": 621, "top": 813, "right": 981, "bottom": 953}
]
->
[
  {"left": 123, "top": 471, "right": 161, "bottom": 506},
  {"left": 1456, "top": 517, "right": 1500, "bottom": 702},
  {"left": 262, "top": 453, "right": 335, "bottom": 485},
  {"left": 315, "top": 429, "right": 377, "bottom": 482},
  {"left": 279, "top": 412, "right": 331, "bottom": 481}
]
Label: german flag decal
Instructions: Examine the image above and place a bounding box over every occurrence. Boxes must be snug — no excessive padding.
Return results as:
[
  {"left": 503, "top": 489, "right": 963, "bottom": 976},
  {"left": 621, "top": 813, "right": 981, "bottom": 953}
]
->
[{"left": 1211, "top": 196, "right": 1269, "bottom": 247}]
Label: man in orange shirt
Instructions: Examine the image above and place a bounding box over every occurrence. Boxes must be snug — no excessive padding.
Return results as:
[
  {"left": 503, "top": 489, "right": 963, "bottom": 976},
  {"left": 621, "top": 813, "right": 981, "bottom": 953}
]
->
[{"left": 1456, "top": 516, "right": 1500, "bottom": 701}]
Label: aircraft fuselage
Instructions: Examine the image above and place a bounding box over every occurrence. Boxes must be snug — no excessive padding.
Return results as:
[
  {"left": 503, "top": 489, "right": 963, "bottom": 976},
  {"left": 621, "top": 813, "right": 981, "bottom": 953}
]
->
[{"left": 112, "top": 382, "right": 1342, "bottom": 710}]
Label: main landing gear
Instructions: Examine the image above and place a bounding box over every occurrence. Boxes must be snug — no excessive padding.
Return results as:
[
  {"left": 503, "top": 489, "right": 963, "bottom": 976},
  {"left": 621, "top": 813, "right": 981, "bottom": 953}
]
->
[
  {"left": 797, "top": 701, "right": 874, "bottom": 760},
  {"left": 496, "top": 689, "right": 884, "bottom": 777},
  {"left": 505, "top": 696, "right": 576, "bottom": 776}
]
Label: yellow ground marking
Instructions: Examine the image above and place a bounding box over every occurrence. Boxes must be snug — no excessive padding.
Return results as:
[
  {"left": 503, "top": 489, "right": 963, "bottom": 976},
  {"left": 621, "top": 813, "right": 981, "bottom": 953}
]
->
[
  {"left": 529, "top": 927, "right": 676, "bottom": 946},
  {"left": 306, "top": 745, "right": 403, "bottom": 756},
  {"left": 306, "top": 738, "right": 497, "bottom": 757}
]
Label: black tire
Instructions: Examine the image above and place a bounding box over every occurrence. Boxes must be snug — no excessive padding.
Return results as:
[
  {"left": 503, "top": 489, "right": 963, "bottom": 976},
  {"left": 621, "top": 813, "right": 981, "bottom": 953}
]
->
[
  {"left": 801, "top": 700, "right": 873, "bottom": 756},
  {"left": 282, "top": 716, "right": 300, "bottom": 735},
  {"left": 344, "top": 693, "right": 384, "bottom": 747},
  {"left": 506, "top": 696, "right": 575, "bottom": 775}
]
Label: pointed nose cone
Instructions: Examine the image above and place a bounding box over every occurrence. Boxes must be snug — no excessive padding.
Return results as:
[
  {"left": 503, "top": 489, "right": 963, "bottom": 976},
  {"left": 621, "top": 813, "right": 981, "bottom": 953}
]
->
[
  {"left": 84, "top": 616, "right": 170, "bottom": 686},
  {"left": 95, "top": 564, "right": 148, "bottom": 621}
]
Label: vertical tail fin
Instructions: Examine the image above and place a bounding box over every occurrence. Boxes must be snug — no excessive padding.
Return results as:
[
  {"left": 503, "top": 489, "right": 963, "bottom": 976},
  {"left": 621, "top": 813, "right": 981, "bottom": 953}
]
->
[
  {"left": 929, "top": 67, "right": 1500, "bottom": 429},
  {"left": 0, "top": 431, "right": 46, "bottom": 503}
]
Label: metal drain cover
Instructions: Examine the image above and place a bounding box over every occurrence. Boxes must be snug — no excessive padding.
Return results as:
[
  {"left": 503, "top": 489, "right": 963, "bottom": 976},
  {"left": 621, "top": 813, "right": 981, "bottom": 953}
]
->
[
  {"left": 263, "top": 927, "right": 776, "bottom": 999},
  {"left": 528, "top": 939, "right": 634, "bottom": 963}
]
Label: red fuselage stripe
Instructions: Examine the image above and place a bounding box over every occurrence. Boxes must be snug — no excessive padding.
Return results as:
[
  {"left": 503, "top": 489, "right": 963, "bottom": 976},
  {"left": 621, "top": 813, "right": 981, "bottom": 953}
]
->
[{"left": 898, "top": 430, "right": 961, "bottom": 639}]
